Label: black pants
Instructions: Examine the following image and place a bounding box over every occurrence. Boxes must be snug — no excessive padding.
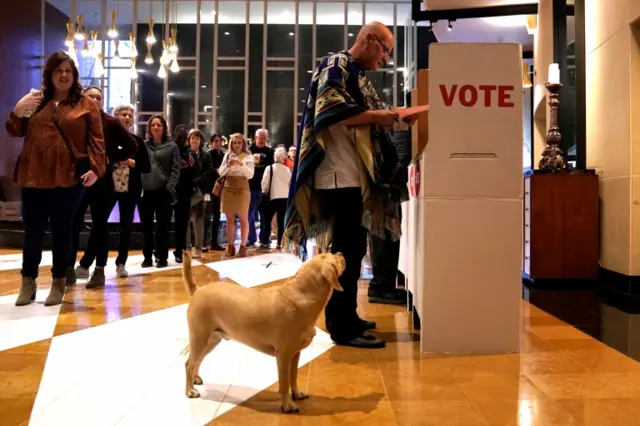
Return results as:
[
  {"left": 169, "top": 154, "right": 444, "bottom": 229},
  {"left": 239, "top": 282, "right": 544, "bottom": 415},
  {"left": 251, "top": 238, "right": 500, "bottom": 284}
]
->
[
  {"left": 263, "top": 198, "right": 287, "bottom": 245},
  {"left": 70, "top": 178, "right": 113, "bottom": 269},
  {"left": 80, "top": 191, "right": 137, "bottom": 268},
  {"left": 368, "top": 233, "right": 400, "bottom": 293},
  {"left": 318, "top": 188, "right": 368, "bottom": 341},
  {"left": 139, "top": 189, "right": 172, "bottom": 262},
  {"left": 22, "top": 185, "right": 84, "bottom": 279},
  {"left": 203, "top": 195, "right": 221, "bottom": 246},
  {"left": 173, "top": 189, "right": 193, "bottom": 255}
]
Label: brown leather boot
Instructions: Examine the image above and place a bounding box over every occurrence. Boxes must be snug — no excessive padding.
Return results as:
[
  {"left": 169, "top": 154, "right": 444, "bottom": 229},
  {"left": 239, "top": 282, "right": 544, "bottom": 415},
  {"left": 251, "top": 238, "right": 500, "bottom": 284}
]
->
[
  {"left": 44, "top": 278, "right": 66, "bottom": 306},
  {"left": 15, "top": 277, "right": 37, "bottom": 306},
  {"left": 237, "top": 245, "right": 248, "bottom": 258},
  {"left": 225, "top": 245, "right": 236, "bottom": 257}
]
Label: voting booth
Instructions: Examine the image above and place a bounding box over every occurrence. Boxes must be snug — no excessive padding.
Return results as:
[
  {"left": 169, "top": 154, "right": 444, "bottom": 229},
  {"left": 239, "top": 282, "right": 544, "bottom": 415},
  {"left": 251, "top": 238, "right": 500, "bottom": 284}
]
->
[{"left": 401, "top": 43, "right": 523, "bottom": 354}]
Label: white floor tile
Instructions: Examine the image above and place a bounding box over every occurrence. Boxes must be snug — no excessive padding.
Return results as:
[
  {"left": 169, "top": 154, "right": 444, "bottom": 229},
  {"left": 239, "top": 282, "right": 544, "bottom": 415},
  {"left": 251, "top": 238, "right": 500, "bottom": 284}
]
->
[
  {"left": 205, "top": 253, "right": 302, "bottom": 288},
  {"left": 0, "top": 251, "right": 53, "bottom": 272},
  {"left": 30, "top": 301, "right": 334, "bottom": 425},
  {"left": 0, "top": 289, "right": 60, "bottom": 352}
]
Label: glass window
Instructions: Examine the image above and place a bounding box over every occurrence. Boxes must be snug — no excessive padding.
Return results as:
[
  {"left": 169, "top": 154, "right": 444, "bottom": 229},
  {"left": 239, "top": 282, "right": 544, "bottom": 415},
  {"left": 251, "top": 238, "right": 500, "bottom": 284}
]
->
[
  {"left": 218, "top": 1, "right": 246, "bottom": 57},
  {"left": 199, "top": 1, "right": 215, "bottom": 115},
  {"left": 217, "top": 70, "right": 245, "bottom": 137},
  {"left": 297, "top": 2, "right": 313, "bottom": 114},
  {"left": 316, "top": 3, "right": 344, "bottom": 58},
  {"left": 248, "top": 1, "right": 263, "bottom": 114},
  {"left": 168, "top": 69, "right": 196, "bottom": 130},
  {"left": 347, "top": 2, "right": 363, "bottom": 44},
  {"left": 266, "top": 71, "right": 295, "bottom": 146},
  {"left": 267, "top": 2, "right": 295, "bottom": 58},
  {"left": 173, "top": 2, "right": 198, "bottom": 57}
]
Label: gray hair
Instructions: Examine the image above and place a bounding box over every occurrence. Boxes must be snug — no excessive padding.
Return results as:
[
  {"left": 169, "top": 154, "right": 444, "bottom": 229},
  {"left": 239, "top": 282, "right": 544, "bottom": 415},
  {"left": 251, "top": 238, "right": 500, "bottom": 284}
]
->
[
  {"left": 274, "top": 147, "right": 287, "bottom": 163},
  {"left": 113, "top": 103, "right": 135, "bottom": 116},
  {"left": 255, "top": 128, "right": 269, "bottom": 138}
]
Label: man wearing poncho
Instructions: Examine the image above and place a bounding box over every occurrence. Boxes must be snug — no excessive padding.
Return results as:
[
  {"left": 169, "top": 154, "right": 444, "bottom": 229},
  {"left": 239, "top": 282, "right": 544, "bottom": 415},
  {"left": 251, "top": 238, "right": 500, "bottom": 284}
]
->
[{"left": 283, "top": 22, "right": 411, "bottom": 349}]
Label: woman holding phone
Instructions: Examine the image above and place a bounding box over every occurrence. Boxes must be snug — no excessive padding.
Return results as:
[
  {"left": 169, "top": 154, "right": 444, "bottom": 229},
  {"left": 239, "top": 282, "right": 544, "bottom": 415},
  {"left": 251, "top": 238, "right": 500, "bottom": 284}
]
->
[{"left": 6, "top": 50, "right": 105, "bottom": 307}]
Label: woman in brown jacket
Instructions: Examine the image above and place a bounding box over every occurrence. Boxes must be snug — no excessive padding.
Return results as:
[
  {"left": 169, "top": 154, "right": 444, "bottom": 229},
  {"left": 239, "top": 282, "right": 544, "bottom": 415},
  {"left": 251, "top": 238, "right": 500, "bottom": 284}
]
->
[{"left": 6, "top": 51, "right": 106, "bottom": 307}]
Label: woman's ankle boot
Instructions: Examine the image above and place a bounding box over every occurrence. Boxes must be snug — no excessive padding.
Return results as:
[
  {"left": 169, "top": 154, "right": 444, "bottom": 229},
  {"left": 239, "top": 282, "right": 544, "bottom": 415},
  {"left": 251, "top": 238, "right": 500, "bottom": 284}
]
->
[
  {"left": 44, "top": 278, "right": 66, "bottom": 306},
  {"left": 15, "top": 277, "right": 37, "bottom": 306}
]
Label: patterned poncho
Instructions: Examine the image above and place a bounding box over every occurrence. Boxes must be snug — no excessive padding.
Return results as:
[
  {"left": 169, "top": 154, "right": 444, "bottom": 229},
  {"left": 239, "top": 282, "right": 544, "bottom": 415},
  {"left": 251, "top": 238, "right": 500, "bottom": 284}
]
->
[{"left": 282, "top": 51, "right": 406, "bottom": 259}]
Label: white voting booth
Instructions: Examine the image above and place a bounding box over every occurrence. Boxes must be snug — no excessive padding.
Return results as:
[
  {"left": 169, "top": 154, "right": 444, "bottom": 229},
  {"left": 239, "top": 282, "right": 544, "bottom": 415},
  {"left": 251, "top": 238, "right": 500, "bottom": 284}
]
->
[{"left": 400, "top": 43, "right": 523, "bottom": 354}]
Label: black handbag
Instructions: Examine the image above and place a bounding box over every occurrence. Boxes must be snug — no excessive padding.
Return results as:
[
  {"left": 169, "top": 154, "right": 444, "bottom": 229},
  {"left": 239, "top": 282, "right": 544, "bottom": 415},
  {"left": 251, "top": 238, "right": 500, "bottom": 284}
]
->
[
  {"left": 51, "top": 105, "right": 91, "bottom": 178},
  {"left": 257, "top": 164, "right": 273, "bottom": 212}
]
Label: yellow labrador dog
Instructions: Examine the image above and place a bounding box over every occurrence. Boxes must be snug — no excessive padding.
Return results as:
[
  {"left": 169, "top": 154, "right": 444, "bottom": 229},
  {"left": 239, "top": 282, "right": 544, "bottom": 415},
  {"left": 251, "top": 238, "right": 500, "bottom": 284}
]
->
[{"left": 181, "top": 250, "right": 345, "bottom": 413}]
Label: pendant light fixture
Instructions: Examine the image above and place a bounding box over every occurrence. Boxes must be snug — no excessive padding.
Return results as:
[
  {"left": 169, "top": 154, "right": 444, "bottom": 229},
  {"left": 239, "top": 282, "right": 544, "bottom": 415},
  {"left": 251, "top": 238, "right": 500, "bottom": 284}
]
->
[
  {"left": 144, "top": 42, "right": 153, "bottom": 64},
  {"left": 90, "top": 31, "right": 100, "bottom": 56},
  {"left": 170, "top": 57, "right": 180, "bottom": 73},
  {"left": 129, "top": 32, "right": 138, "bottom": 57},
  {"left": 74, "top": 15, "right": 85, "bottom": 40},
  {"left": 65, "top": 22, "right": 74, "bottom": 47},
  {"left": 146, "top": 18, "right": 156, "bottom": 44},
  {"left": 130, "top": 60, "right": 138, "bottom": 80},
  {"left": 157, "top": 63, "right": 167, "bottom": 79},
  {"left": 108, "top": 11, "right": 118, "bottom": 38},
  {"left": 95, "top": 53, "right": 106, "bottom": 77}
]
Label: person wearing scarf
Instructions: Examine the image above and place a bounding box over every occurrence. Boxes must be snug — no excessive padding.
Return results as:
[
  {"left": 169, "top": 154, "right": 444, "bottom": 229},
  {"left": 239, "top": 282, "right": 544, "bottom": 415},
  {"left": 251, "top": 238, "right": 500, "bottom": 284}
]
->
[{"left": 282, "top": 22, "right": 411, "bottom": 349}]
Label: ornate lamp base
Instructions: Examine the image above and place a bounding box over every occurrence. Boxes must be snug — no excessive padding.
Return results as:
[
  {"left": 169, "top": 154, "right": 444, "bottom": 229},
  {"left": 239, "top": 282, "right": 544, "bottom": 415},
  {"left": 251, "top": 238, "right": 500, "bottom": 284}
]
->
[{"left": 538, "top": 82, "right": 566, "bottom": 174}]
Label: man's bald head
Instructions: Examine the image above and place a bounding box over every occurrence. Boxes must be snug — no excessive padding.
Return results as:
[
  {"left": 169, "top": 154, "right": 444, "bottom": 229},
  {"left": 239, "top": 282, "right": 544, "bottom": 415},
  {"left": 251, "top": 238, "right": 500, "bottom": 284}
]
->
[{"left": 349, "top": 21, "right": 394, "bottom": 71}]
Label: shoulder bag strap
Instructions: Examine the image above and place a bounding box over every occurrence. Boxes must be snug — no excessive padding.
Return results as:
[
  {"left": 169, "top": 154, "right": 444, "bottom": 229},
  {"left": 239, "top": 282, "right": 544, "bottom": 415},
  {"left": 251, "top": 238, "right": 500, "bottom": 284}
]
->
[
  {"left": 268, "top": 164, "right": 273, "bottom": 195},
  {"left": 51, "top": 104, "right": 80, "bottom": 160}
]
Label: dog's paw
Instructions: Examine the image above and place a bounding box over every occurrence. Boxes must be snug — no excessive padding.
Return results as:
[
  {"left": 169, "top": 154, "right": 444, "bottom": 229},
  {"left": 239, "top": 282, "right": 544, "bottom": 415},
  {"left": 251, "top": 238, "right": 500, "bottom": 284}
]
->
[
  {"left": 186, "top": 388, "right": 201, "bottom": 398},
  {"left": 280, "top": 404, "right": 300, "bottom": 414},
  {"left": 193, "top": 375, "right": 203, "bottom": 385},
  {"left": 291, "top": 390, "right": 309, "bottom": 401}
]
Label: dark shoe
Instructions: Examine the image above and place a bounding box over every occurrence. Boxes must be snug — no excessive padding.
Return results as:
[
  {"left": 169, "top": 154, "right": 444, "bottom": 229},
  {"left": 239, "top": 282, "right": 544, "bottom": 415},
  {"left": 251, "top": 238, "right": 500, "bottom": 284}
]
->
[
  {"left": 141, "top": 259, "right": 153, "bottom": 268},
  {"left": 15, "top": 277, "right": 37, "bottom": 306},
  {"left": 66, "top": 266, "right": 77, "bottom": 285},
  {"left": 210, "top": 244, "right": 224, "bottom": 251},
  {"left": 157, "top": 260, "right": 168, "bottom": 268},
  {"left": 368, "top": 289, "right": 407, "bottom": 305},
  {"left": 86, "top": 268, "right": 105, "bottom": 289},
  {"left": 359, "top": 318, "right": 377, "bottom": 331},
  {"left": 44, "top": 278, "right": 66, "bottom": 306},
  {"left": 173, "top": 251, "right": 183, "bottom": 264},
  {"left": 201, "top": 246, "right": 209, "bottom": 253},
  {"left": 334, "top": 333, "right": 386, "bottom": 349}
]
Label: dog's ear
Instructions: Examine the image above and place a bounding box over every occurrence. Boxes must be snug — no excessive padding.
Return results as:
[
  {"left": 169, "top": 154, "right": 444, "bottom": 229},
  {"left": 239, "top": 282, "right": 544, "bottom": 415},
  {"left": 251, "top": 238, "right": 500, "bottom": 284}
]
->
[{"left": 323, "top": 253, "right": 345, "bottom": 291}]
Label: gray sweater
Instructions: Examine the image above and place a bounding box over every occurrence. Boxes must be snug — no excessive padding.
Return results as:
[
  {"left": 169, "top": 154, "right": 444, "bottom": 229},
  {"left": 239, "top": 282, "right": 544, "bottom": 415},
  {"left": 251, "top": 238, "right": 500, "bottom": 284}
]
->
[{"left": 141, "top": 139, "right": 180, "bottom": 193}]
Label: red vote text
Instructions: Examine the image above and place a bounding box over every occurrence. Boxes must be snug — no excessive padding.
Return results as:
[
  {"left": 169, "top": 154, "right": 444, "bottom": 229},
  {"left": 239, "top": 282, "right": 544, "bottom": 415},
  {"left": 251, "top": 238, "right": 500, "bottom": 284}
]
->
[{"left": 439, "top": 84, "right": 515, "bottom": 108}]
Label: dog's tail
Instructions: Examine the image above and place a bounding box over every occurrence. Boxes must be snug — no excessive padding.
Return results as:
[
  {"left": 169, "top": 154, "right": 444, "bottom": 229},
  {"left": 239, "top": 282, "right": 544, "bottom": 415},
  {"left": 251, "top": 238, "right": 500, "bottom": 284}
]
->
[{"left": 182, "top": 250, "right": 198, "bottom": 297}]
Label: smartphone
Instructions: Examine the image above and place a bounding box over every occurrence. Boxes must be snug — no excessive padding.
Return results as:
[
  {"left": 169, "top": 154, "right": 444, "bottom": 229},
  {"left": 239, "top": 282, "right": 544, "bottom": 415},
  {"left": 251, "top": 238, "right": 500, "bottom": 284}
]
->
[{"left": 23, "top": 88, "right": 43, "bottom": 118}]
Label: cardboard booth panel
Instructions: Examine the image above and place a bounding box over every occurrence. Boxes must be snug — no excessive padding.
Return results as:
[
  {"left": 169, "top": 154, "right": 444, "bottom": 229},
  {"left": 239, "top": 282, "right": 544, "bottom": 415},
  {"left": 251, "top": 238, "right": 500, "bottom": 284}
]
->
[
  {"left": 421, "top": 198, "right": 523, "bottom": 354},
  {"left": 425, "top": 43, "right": 524, "bottom": 199}
]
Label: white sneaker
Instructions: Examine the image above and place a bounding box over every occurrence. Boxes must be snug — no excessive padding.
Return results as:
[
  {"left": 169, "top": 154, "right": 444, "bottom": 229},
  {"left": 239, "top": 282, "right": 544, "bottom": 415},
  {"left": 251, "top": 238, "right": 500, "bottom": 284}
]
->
[
  {"left": 75, "top": 265, "right": 90, "bottom": 279},
  {"left": 116, "top": 264, "right": 129, "bottom": 278}
]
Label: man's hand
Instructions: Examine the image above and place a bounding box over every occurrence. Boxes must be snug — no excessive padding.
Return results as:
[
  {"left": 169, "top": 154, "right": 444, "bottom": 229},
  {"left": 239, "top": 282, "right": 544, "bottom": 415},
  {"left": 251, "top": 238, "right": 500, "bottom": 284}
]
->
[{"left": 371, "top": 110, "right": 399, "bottom": 126}]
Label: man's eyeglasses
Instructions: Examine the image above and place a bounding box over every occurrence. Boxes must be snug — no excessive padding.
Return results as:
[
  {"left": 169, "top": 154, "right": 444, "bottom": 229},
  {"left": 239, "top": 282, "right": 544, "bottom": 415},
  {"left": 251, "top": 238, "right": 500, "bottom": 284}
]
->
[{"left": 371, "top": 34, "right": 393, "bottom": 59}]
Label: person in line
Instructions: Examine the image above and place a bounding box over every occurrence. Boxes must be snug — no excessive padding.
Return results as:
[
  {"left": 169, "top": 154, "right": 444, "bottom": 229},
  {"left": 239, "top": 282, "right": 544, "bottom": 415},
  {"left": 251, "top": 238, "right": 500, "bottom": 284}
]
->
[
  {"left": 74, "top": 103, "right": 150, "bottom": 279},
  {"left": 247, "top": 129, "right": 274, "bottom": 249},
  {"left": 188, "top": 129, "right": 214, "bottom": 258},
  {"left": 283, "top": 23, "right": 412, "bottom": 348},
  {"left": 219, "top": 133, "right": 254, "bottom": 257},
  {"left": 284, "top": 145, "right": 296, "bottom": 171},
  {"left": 260, "top": 147, "right": 291, "bottom": 250},
  {"left": 7, "top": 51, "right": 105, "bottom": 306},
  {"left": 139, "top": 115, "right": 179, "bottom": 268},
  {"left": 203, "top": 134, "right": 225, "bottom": 251},
  {"left": 67, "top": 87, "right": 138, "bottom": 288},
  {"left": 172, "top": 124, "right": 196, "bottom": 263},
  {"left": 368, "top": 120, "right": 412, "bottom": 305}
]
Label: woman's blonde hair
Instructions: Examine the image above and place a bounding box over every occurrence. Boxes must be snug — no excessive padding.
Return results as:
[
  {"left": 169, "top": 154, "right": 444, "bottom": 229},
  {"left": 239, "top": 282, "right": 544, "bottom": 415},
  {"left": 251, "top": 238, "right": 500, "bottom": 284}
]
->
[{"left": 229, "top": 133, "right": 250, "bottom": 155}]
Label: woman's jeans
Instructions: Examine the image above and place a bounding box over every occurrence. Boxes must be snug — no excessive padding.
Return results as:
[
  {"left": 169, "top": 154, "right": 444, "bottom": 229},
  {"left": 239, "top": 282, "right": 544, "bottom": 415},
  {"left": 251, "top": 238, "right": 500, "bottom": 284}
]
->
[{"left": 21, "top": 185, "right": 84, "bottom": 279}]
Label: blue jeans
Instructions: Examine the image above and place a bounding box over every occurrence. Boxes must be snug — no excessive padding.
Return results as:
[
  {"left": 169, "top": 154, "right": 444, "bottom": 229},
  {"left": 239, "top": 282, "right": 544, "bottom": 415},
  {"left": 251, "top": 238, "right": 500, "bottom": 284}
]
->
[{"left": 247, "top": 190, "right": 262, "bottom": 245}]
